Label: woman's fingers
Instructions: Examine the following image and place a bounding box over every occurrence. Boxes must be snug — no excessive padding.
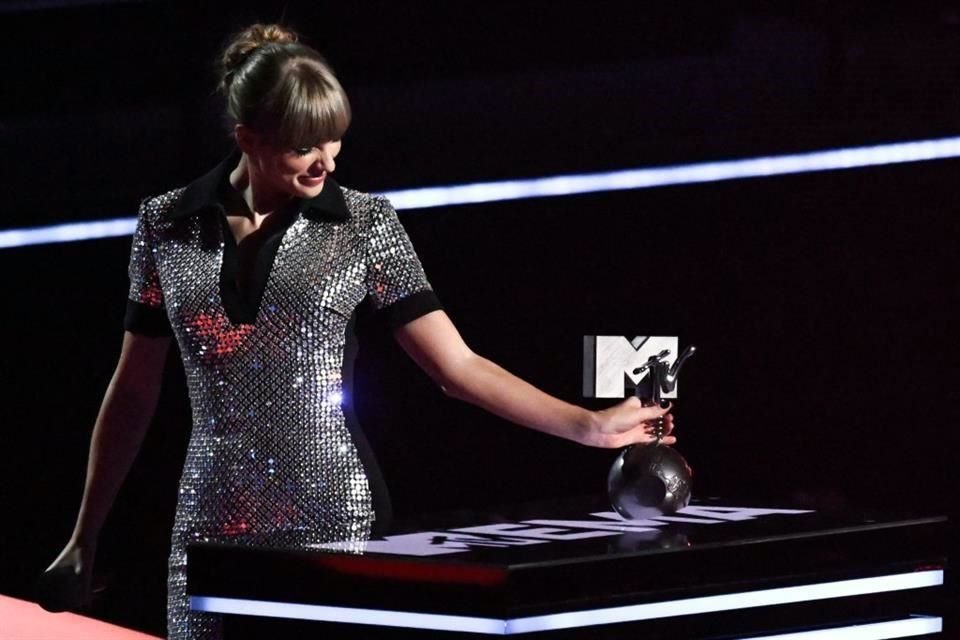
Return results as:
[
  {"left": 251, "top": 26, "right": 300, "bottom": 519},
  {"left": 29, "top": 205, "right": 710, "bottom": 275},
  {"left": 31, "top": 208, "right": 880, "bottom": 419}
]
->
[
  {"left": 636, "top": 399, "right": 671, "bottom": 421},
  {"left": 592, "top": 397, "right": 678, "bottom": 448},
  {"left": 619, "top": 397, "right": 671, "bottom": 425},
  {"left": 40, "top": 542, "right": 95, "bottom": 612},
  {"left": 610, "top": 421, "right": 677, "bottom": 448},
  {"left": 660, "top": 414, "right": 675, "bottom": 435}
]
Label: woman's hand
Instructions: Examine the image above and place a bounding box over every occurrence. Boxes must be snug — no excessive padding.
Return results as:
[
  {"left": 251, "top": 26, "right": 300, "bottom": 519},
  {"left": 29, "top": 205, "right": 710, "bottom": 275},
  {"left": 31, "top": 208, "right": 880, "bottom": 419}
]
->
[
  {"left": 584, "top": 397, "right": 675, "bottom": 449},
  {"left": 38, "top": 538, "right": 95, "bottom": 612}
]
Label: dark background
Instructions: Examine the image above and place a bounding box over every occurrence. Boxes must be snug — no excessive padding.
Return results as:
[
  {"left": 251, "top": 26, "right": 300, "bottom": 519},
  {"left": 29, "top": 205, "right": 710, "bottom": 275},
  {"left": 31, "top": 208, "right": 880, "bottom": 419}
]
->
[{"left": 2, "top": 1, "right": 958, "bottom": 635}]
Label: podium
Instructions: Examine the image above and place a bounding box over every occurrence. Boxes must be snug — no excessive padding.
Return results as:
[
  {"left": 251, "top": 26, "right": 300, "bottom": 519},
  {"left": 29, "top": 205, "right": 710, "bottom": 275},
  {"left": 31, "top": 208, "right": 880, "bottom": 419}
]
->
[{"left": 187, "top": 497, "right": 948, "bottom": 638}]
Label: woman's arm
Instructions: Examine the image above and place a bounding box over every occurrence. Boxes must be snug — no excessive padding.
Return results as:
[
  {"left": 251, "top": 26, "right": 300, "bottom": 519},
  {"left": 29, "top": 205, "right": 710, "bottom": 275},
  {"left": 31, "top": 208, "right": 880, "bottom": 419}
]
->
[
  {"left": 69, "top": 331, "right": 172, "bottom": 543},
  {"left": 44, "top": 331, "right": 171, "bottom": 607},
  {"left": 394, "top": 310, "right": 674, "bottom": 449}
]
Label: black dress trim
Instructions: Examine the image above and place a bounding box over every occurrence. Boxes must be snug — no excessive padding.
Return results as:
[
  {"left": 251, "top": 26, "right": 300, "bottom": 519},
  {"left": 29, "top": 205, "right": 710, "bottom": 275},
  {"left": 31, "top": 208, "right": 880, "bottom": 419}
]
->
[
  {"left": 124, "top": 300, "right": 173, "bottom": 336},
  {"left": 341, "top": 311, "right": 393, "bottom": 534},
  {"left": 166, "top": 149, "right": 350, "bottom": 223},
  {"left": 381, "top": 290, "right": 444, "bottom": 330}
]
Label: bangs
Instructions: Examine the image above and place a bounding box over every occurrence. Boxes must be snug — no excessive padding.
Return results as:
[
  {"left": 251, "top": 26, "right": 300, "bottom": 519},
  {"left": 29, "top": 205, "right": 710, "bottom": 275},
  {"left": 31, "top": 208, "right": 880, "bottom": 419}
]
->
[{"left": 263, "top": 59, "right": 351, "bottom": 149}]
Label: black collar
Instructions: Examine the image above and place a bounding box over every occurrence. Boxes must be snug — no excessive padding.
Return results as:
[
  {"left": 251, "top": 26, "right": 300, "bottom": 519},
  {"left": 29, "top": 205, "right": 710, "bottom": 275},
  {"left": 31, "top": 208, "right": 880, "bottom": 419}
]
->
[{"left": 166, "top": 150, "right": 350, "bottom": 222}]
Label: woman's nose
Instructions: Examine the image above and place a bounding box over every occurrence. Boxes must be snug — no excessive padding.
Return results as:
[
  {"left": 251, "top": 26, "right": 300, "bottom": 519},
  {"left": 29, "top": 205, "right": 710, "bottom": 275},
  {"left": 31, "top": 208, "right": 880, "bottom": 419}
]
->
[{"left": 318, "top": 146, "right": 336, "bottom": 173}]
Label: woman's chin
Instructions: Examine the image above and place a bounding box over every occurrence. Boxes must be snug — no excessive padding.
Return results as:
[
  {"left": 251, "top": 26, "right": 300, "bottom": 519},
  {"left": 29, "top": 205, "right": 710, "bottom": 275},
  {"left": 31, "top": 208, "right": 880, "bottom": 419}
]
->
[{"left": 289, "top": 181, "right": 324, "bottom": 200}]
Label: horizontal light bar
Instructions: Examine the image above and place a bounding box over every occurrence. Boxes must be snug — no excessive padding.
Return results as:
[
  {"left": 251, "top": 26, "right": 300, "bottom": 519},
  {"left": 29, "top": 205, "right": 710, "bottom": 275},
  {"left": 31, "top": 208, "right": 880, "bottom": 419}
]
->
[
  {"left": 735, "top": 616, "right": 942, "bottom": 639},
  {"left": 0, "top": 218, "right": 136, "bottom": 250},
  {"left": 192, "top": 569, "right": 943, "bottom": 636},
  {"left": 191, "top": 596, "right": 506, "bottom": 635},
  {"left": 506, "top": 570, "right": 943, "bottom": 633},
  {"left": 4, "top": 135, "right": 960, "bottom": 249},
  {"left": 385, "top": 136, "right": 960, "bottom": 210}
]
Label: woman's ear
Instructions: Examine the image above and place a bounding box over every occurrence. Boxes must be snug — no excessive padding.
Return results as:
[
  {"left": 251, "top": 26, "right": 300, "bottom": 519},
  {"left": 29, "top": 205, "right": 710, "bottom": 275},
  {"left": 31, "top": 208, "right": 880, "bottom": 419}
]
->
[{"left": 234, "top": 124, "right": 259, "bottom": 154}]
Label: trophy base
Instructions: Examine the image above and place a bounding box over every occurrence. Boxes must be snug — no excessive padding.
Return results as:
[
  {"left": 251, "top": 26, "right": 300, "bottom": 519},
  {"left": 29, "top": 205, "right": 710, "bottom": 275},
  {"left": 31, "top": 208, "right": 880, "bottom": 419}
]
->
[{"left": 608, "top": 444, "right": 693, "bottom": 519}]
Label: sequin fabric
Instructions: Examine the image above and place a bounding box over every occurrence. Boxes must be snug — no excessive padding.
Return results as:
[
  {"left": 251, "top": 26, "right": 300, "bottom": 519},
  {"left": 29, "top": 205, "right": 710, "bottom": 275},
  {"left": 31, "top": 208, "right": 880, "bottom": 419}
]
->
[{"left": 128, "top": 186, "right": 434, "bottom": 640}]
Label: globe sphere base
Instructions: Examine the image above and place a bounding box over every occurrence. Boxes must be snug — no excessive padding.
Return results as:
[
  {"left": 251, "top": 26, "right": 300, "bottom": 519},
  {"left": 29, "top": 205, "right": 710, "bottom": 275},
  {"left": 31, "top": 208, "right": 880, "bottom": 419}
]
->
[{"left": 608, "top": 444, "right": 693, "bottom": 520}]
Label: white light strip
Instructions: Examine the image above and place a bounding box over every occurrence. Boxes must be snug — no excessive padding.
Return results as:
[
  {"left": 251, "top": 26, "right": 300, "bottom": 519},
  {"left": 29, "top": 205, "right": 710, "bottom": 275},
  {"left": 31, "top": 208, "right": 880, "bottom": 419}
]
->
[
  {"left": 191, "top": 596, "right": 506, "bottom": 634},
  {"left": 735, "top": 616, "right": 942, "bottom": 640},
  {"left": 192, "top": 569, "right": 942, "bottom": 636},
  {"left": 506, "top": 570, "right": 943, "bottom": 633},
  {"left": 0, "top": 217, "right": 136, "bottom": 250},
  {"left": 4, "top": 135, "right": 960, "bottom": 249},
  {"left": 385, "top": 136, "right": 960, "bottom": 210}
]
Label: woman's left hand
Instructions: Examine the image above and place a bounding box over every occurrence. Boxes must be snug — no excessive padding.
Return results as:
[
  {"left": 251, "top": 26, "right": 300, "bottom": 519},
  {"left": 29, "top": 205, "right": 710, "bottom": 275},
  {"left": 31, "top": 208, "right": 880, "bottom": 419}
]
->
[{"left": 583, "top": 396, "right": 675, "bottom": 448}]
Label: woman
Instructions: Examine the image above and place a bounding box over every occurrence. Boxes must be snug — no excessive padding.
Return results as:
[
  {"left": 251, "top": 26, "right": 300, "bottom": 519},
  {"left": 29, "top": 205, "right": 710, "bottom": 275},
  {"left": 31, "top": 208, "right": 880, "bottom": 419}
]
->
[{"left": 46, "top": 24, "right": 674, "bottom": 640}]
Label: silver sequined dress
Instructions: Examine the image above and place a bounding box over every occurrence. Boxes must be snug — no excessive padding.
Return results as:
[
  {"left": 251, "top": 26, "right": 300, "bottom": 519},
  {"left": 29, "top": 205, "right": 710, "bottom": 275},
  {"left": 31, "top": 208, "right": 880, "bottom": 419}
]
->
[{"left": 125, "top": 154, "right": 440, "bottom": 640}]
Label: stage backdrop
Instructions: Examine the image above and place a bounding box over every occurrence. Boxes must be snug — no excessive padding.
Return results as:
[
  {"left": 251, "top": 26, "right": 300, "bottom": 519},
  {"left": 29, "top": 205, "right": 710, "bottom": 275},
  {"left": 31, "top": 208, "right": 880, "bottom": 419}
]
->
[
  {"left": 5, "top": 159, "right": 957, "bottom": 628},
  {"left": 2, "top": 2, "right": 958, "bottom": 636}
]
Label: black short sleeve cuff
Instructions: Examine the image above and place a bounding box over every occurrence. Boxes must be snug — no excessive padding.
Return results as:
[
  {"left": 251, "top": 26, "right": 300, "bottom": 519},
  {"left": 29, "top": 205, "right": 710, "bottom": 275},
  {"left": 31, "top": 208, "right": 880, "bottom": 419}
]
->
[
  {"left": 124, "top": 299, "right": 173, "bottom": 337},
  {"left": 381, "top": 289, "right": 443, "bottom": 330}
]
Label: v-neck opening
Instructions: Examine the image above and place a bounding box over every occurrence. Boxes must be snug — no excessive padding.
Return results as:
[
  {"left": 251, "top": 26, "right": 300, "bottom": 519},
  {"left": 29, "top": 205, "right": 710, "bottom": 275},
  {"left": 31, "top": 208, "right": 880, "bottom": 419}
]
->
[
  {"left": 163, "top": 149, "right": 352, "bottom": 326},
  {"left": 218, "top": 208, "right": 300, "bottom": 325}
]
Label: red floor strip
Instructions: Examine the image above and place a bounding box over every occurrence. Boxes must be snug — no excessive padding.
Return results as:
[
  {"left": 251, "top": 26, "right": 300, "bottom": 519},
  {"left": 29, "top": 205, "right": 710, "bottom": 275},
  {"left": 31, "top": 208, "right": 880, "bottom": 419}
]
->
[{"left": 0, "top": 595, "right": 161, "bottom": 640}]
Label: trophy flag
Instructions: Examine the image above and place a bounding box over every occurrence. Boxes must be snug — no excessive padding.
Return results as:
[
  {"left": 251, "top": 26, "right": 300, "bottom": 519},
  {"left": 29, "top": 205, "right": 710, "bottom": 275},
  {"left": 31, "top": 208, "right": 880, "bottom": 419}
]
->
[{"left": 583, "top": 336, "right": 680, "bottom": 399}]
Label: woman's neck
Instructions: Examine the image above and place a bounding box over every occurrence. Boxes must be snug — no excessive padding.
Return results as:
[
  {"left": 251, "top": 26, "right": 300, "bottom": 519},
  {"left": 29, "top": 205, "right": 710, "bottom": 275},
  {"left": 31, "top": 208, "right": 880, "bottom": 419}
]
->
[{"left": 230, "top": 153, "right": 291, "bottom": 217}]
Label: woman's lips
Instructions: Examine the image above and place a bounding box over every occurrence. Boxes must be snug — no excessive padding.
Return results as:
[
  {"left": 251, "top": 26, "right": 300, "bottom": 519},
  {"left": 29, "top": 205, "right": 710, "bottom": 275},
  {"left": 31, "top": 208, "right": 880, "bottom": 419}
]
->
[{"left": 298, "top": 173, "right": 326, "bottom": 186}]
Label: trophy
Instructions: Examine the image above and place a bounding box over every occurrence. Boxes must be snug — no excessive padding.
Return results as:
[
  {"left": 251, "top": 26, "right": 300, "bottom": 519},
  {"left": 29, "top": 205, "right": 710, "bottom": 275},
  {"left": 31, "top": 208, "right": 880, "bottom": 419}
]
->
[{"left": 607, "top": 345, "right": 697, "bottom": 519}]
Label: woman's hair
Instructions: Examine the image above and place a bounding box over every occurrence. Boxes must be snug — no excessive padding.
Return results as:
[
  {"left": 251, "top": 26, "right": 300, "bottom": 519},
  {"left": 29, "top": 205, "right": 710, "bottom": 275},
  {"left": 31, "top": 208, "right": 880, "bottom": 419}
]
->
[{"left": 218, "top": 23, "right": 350, "bottom": 148}]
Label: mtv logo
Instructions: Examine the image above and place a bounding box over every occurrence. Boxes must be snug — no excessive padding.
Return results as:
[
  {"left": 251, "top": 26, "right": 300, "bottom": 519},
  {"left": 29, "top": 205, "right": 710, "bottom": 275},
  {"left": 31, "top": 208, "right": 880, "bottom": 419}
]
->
[{"left": 583, "top": 336, "right": 680, "bottom": 399}]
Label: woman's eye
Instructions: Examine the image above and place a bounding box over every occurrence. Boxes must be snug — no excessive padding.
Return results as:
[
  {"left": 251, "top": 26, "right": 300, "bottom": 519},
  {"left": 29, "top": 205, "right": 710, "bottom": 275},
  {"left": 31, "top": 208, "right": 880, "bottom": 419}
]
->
[{"left": 293, "top": 146, "right": 314, "bottom": 156}]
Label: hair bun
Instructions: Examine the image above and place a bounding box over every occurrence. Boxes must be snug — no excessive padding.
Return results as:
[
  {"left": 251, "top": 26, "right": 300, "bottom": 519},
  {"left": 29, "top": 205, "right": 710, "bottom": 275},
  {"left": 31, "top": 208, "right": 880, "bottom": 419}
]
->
[{"left": 220, "top": 23, "right": 299, "bottom": 92}]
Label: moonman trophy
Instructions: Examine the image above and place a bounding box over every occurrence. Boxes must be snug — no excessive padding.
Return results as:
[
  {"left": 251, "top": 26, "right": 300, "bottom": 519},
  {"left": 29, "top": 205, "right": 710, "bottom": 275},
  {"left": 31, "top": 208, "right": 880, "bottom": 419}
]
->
[{"left": 607, "top": 345, "right": 697, "bottom": 519}]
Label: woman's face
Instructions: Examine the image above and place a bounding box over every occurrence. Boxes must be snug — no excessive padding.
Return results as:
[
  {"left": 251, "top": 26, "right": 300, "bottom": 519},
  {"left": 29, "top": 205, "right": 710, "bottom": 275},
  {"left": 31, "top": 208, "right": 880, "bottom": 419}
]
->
[{"left": 243, "top": 130, "right": 342, "bottom": 202}]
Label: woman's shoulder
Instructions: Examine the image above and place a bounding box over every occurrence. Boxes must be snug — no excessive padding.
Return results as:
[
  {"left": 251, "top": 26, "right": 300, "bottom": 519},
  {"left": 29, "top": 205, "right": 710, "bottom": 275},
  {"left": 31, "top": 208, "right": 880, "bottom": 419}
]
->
[
  {"left": 340, "top": 184, "right": 386, "bottom": 207},
  {"left": 138, "top": 186, "right": 189, "bottom": 221},
  {"left": 338, "top": 184, "right": 397, "bottom": 223}
]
